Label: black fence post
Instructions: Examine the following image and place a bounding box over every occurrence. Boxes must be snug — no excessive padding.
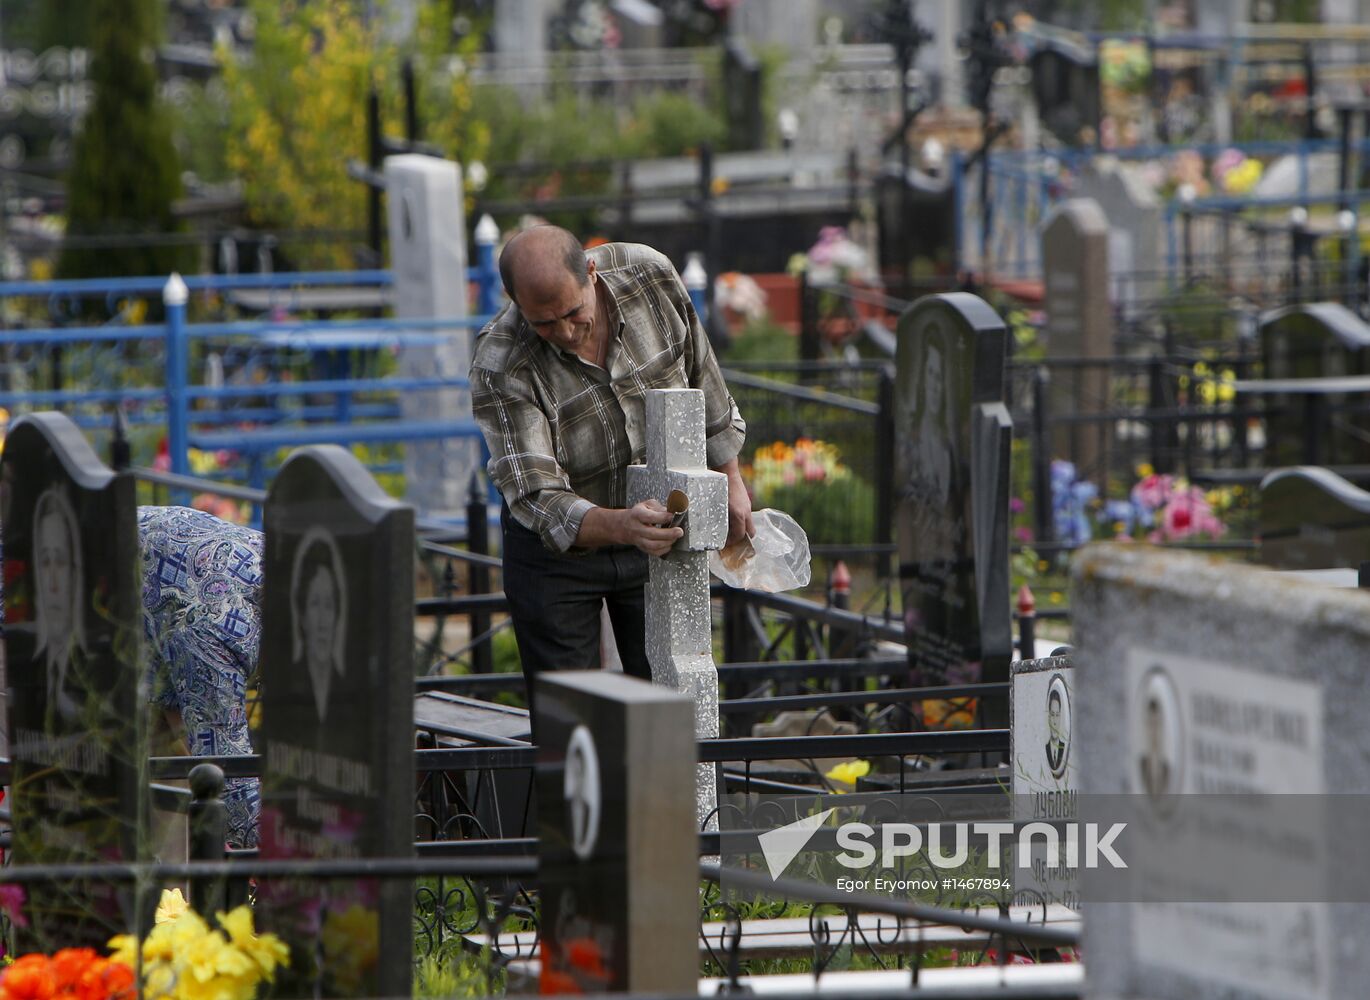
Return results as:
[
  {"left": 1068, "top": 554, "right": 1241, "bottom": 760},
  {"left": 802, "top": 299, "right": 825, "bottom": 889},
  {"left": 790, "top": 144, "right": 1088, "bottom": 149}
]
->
[
  {"left": 1233, "top": 350, "right": 1251, "bottom": 469},
  {"left": 1016, "top": 584, "right": 1036, "bottom": 662},
  {"left": 110, "top": 406, "right": 131, "bottom": 472},
  {"left": 402, "top": 57, "right": 420, "bottom": 144},
  {"left": 367, "top": 87, "right": 383, "bottom": 264},
  {"left": 1148, "top": 347, "right": 1175, "bottom": 474},
  {"left": 187, "top": 763, "right": 228, "bottom": 916},
  {"left": 467, "top": 473, "right": 493, "bottom": 674},
  {"left": 829, "top": 561, "right": 853, "bottom": 660},
  {"left": 1031, "top": 366, "right": 1054, "bottom": 548},
  {"left": 875, "top": 367, "right": 896, "bottom": 580},
  {"left": 722, "top": 587, "right": 755, "bottom": 666},
  {"left": 798, "top": 271, "right": 821, "bottom": 379}
]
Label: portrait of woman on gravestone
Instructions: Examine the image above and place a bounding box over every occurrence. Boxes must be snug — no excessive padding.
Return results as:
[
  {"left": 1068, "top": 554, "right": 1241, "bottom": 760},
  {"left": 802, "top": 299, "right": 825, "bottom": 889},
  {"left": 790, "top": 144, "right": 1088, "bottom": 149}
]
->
[
  {"left": 33, "top": 486, "right": 86, "bottom": 724},
  {"left": 898, "top": 325, "right": 962, "bottom": 563},
  {"left": 289, "top": 528, "right": 347, "bottom": 724}
]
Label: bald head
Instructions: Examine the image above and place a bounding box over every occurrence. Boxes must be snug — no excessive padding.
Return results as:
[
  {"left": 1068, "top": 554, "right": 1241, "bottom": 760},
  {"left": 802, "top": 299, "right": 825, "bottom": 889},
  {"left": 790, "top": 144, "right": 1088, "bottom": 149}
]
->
[{"left": 498, "top": 225, "right": 588, "bottom": 306}]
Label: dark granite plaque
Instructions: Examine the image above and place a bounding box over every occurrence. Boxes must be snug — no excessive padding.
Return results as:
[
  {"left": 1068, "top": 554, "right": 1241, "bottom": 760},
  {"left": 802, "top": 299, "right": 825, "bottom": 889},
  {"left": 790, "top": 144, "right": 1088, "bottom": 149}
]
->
[
  {"left": 1260, "top": 302, "right": 1370, "bottom": 465},
  {"left": 257, "top": 445, "right": 413, "bottom": 998},
  {"left": 0, "top": 412, "right": 143, "bottom": 948},
  {"left": 895, "top": 293, "right": 1013, "bottom": 698},
  {"left": 536, "top": 672, "right": 695, "bottom": 994},
  {"left": 1259, "top": 465, "right": 1370, "bottom": 570}
]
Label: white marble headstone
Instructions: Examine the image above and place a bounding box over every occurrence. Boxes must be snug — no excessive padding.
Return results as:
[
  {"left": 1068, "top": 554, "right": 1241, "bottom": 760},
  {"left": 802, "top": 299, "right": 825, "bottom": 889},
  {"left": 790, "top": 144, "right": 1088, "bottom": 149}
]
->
[{"left": 384, "top": 154, "right": 476, "bottom": 516}]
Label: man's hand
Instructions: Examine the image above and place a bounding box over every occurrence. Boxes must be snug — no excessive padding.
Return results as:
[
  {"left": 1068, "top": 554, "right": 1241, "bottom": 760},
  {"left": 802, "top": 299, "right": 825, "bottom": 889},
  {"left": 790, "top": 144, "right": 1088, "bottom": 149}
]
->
[
  {"left": 724, "top": 466, "right": 754, "bottom": 548},
  {"left": 576, "top": 501, "right": 682, "bottom": 554},
  {"left": 621, "top": 500, "right": 684, "bottom": 556}
]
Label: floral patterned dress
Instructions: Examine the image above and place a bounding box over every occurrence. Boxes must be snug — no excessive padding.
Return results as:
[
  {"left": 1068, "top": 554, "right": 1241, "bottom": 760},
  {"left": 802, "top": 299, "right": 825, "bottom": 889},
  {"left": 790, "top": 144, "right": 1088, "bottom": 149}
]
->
[{"left": 138, "top": 506, "right": 262, "bottom": 848}]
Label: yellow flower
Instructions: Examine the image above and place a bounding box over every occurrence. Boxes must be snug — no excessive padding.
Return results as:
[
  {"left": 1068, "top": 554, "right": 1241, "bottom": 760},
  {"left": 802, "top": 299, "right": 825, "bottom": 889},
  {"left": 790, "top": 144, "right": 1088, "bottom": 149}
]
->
[
  {"left": 320, "top": 904, "right": 379, "bottom": 993},
  {"left": 1050, "top": 591, "right": 1064, "bottom": 604},
  {"left": 1136, "top": 463, "right": 1154, "bottom": 478},
  {"left": 825, "top": 759, "right": 871, "bottom": 787},
  {"left": 217, "top": 907, "right": 291, "bottom": 981},
  {"left": 107, "top": 934, "right": 138, "bottom": 968},
  {"left": 156, "top": 888, "right": 190, "bottom": 925}
]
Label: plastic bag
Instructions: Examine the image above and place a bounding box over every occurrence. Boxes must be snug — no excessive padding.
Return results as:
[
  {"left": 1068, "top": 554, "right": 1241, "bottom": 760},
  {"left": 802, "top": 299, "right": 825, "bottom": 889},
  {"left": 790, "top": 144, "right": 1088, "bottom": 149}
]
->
[{"left": 709, "top": 508, "right": 811, "bottom": 592}]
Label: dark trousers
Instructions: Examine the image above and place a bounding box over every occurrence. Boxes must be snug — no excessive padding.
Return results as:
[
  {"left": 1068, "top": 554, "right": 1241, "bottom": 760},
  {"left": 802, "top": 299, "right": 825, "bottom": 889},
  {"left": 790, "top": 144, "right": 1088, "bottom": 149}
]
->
[{"left": 501, "top": 506, "right": 651, "bottom": 722}]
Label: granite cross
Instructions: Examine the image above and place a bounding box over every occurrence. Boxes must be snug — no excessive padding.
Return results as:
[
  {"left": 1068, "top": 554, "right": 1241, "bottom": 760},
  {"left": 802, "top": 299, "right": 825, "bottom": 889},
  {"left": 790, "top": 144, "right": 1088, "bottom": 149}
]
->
[{"left": 626, "top": 388, "right": 728, "bottom": 829}]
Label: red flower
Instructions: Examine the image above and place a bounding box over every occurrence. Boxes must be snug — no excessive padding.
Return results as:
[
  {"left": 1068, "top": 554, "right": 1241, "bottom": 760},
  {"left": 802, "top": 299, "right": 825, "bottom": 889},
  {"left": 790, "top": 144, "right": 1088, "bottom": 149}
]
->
[{"left": 1, "top": 955, "right": 57, "bottom": 1000}]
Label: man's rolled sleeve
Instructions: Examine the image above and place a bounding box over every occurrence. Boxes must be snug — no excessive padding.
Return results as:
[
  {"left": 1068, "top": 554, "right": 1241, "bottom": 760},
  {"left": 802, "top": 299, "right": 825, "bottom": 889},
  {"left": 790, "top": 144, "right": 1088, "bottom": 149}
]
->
[{"left": 471, "top": 367, "right": 593, "bottom": 553}]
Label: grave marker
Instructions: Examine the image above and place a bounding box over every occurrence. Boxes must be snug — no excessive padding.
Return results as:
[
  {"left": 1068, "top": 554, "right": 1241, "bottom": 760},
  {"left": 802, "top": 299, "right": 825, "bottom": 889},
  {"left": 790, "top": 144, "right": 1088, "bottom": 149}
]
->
[
  {"left": 257, "top": 445, "right": 414, "bottom": 998},
  {"left": 535, "top": 671, "right": 696, "bottom": 994},
  {"left": 1010, "top": 654, "right": 1077, "bottom": 910},
  {"left": 1259, "top": 466, "right": 1370, "bottom": 570},
  {"left": 1042, "top": 198, "right": 1112, "bottom": 481},
  {"left": 626, "top": 387, "right": 729, "bottom": 828},
  {"left": 1074, "top": 160, "right": 1161, "bottom": 321},
  {"left": 384, "top": 154, "right": 477, "bottom": 515},
  {"left": 1259, "top": 302, "right": 1370, "bottom": 465},
  {"left": 895, "top": 293, "right": 1013, "bottom": 723},
  {"left": 1073, "top": 545, "right": 1370, "bottom": 1000},
  {"left": 0, "top": 412, "right": 144, "bottom": 948}
]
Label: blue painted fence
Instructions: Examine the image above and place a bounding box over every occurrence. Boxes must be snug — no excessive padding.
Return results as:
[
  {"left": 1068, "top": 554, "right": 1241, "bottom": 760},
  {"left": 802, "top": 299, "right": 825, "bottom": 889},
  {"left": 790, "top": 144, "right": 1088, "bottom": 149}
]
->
[{"left": 0, "top": 256, "right": 504, "bottom": 513}]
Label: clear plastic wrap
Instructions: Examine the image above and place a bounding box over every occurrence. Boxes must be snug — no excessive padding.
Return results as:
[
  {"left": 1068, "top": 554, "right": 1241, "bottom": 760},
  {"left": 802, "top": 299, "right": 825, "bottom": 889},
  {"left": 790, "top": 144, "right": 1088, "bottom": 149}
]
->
[{"left": 708, "top": 508, "right": 811, "bottom": 592}]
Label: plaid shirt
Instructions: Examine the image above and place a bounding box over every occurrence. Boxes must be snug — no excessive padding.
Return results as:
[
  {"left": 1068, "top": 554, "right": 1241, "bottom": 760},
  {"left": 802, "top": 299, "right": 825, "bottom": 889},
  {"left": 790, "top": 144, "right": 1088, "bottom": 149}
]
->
[{"left": 471, "top": 243, "right": 746, "bottom": 553}]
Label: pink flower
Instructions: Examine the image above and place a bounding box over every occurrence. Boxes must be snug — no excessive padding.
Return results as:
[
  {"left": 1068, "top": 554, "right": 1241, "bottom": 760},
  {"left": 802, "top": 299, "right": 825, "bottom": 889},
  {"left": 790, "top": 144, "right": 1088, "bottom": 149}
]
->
[
  {"left": 0, "top": 884, "right": 28, "bottom": 928},
  {"left": 1009, "top": 497, "right": 1026, "bottom": 514},
  {"left": 1013, "top": 526, "right": 1033, "bottom": 543},
  {"left": 1131, "top": 473, "right": 1174, "bottom": 511},
  {"left": 1156, "top": 491, "right": 1226, "bottom": 541}
]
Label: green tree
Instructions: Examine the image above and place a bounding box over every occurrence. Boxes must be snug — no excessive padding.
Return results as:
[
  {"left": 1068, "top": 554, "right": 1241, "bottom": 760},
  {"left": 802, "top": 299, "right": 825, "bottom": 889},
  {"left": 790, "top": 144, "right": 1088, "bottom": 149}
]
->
[
  {"left": 57, "top": 0, "right": 182, "bottom": 280},
  {"left": 220, "top": 0, "right": 488, "bottom": 269}
]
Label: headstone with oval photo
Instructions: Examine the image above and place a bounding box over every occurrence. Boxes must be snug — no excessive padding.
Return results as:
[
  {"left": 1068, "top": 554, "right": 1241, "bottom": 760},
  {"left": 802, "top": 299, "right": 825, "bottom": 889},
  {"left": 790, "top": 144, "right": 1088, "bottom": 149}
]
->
[
  {"left": 1010, "top": 654, "right": 1077, "bottom": 910},
  {"left": 535, "top": 671, "right": 696, "bottom": 994},
  {"left": 1073, "top": 544, "right": 1370, "bottom": 1000},
  {"left": 0, "top": 412, "right": 144, "bottom": 949},
  {"left": 256, "top": 445, "right": 414, "bottom": 998}
]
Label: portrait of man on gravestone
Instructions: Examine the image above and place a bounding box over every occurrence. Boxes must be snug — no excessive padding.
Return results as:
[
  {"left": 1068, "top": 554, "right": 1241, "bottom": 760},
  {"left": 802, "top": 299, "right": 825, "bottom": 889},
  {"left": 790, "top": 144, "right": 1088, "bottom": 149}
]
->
[
  {"left": 1045, "top": 674, "right": 1071, "bottom": 780},
  {"left": 289, "top": 527, "right": 347, "bottom": 723},
  {"left": 33, "top": 485, "right": 85, "bottom": 723},
  {"left": 1136, "top": 665, "right": 1182, "bottom": 815}
]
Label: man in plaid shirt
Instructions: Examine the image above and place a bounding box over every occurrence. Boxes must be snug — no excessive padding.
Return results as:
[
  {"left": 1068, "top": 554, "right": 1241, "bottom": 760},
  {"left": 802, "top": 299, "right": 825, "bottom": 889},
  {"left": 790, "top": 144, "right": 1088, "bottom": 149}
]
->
[{"left": 471, "top": 225, "right": 752, "bottom": 694}]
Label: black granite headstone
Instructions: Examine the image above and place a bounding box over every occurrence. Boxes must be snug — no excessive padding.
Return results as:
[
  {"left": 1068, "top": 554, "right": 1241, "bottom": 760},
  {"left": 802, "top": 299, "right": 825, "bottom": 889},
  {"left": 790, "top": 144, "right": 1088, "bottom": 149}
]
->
[
  {"left": 1259, "top": 465, "right": 1370, "bottom": 570},
  {"left": 895, "top": 293, "right": 1014, "bottom": 706},
  {"left": 536, "top": 672, "right": 695, "bottom": 994},
  {"left": 0, "top": 412, "right": 143, "bottom": 948},
  {"left": 1260, "top": 302, "right": 1370, "bottom": 465},
  {"left": 257, "top": 445, "right": 413, "bottom": 998}
]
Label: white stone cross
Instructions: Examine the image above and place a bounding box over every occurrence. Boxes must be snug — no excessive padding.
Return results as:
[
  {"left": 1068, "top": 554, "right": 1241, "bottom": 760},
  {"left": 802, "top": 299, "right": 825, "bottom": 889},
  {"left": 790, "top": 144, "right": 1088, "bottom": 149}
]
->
[{"left": 626, "top": 388, "right": 728, "bottom": 830}]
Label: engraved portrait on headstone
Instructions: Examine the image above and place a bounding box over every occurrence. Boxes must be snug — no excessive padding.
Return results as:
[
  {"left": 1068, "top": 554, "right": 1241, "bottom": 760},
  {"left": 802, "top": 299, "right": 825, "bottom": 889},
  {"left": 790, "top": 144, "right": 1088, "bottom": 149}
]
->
[
  {"left": 33, "top": 485, "right": 84, "bottom": 722},
  {"left": 289, "top": 528, "right": 346, "bottom": 723},
  {"left": 1045, "top": 673, "right": 1071, "bottom": 780},
  {"left": 899, "top": 323, "right": 962, "bottom": 560},
  {"left": 1134, "top": 665, "right": 1181, "bottom": 816}
]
